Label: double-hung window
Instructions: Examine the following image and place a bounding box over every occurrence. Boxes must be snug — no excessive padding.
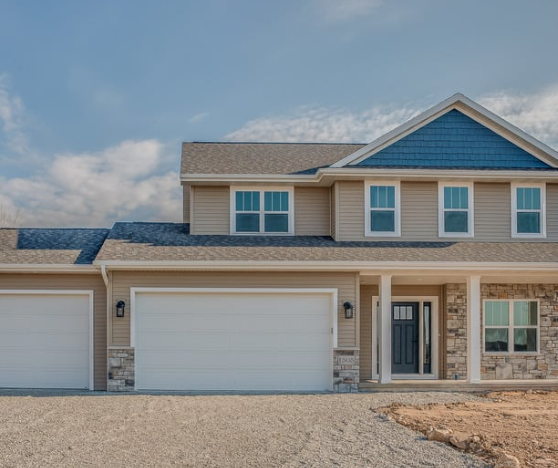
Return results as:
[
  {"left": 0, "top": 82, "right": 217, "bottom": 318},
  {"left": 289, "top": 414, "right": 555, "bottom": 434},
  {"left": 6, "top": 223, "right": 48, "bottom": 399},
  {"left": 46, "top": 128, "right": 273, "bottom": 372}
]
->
[
  {"left": 484, "top": 300, "right": 539, "bottom": 354},
  {"left": 511, "top": 183, "right": 546, "bottom": 238},
  {"left": 365, "top": 181, "right": 400, "bottom": 237},
  {"left": 232, "top": 188, "right": 293, "bottom": 234},
  {"left": 438, "top": 183, "right": 473, "bottom": 237}
]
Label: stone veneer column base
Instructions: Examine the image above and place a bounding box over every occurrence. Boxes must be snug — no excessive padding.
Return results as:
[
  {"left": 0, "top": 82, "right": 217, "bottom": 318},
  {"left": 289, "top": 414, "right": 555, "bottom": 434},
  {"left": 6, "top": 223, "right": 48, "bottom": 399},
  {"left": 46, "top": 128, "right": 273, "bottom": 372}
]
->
[
  {"left": 333, "top": 349, "right": 360, "bottom": 392},
  {"left": 107, "top": 348, "right": 135, "bottom": 392}
]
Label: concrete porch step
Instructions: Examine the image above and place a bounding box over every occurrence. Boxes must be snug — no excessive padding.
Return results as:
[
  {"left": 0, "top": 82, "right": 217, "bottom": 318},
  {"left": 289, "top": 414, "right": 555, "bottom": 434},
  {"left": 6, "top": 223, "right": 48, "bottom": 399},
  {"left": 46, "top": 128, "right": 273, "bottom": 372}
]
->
[{"left": 358, "top": 379, "right": 558, "bottom": 393}]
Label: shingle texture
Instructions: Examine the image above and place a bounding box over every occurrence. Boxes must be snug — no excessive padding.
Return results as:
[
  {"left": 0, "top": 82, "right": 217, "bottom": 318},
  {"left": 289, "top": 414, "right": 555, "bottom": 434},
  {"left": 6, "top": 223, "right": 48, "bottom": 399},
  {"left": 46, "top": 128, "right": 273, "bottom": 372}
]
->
[
  {"left": 357, "top": 110, "right": 554, "bottom": 170},
  {"left": 95, "top": 222, "right": 558, "bottom": 263},
  {"left": 0, "top": 228, "right": 109, "bottom": 265},
  {"left": 181, "top": 142, "right": 365, "bottom": 175}
]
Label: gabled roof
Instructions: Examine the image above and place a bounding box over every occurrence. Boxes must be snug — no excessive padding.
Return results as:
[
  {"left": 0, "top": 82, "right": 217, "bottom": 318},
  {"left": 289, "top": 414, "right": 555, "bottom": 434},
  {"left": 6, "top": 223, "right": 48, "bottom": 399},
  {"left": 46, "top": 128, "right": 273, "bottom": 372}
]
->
[
  {"left": 0, "top": 228, "right": 109, "bottom": 265},
  {"left": 181, "top": 142, "right": 364, "bottom": 176},
  {"left": 95, "top": 222, "right": 558, "bottom": 264},
  {"left": 332, "top": 93, "right": 558, "bottom": 169}
]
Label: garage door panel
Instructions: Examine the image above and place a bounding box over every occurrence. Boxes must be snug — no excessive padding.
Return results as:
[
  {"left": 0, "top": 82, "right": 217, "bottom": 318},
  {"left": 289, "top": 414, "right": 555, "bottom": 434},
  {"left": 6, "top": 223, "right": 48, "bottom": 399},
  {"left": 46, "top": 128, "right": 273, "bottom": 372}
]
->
[
  {"left": 0, "top": 293, "right": 91, "bottom": 389},
  {"left": 0, "top": 313, "right": 88, "bottom": 332},
  {"left": 0, "top": 331, "right": 89, "bottom": 350},
  {"left": 135, "top": 291, "right": 333, "bottom": 391},
  {"left": 0, "top": 350, "right": 89, "bottom": 368}
]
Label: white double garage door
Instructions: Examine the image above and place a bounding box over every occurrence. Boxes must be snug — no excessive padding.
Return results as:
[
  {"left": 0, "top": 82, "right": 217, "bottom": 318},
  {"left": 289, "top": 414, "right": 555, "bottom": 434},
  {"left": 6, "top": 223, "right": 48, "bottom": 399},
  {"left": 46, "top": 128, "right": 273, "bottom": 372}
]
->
[
  {"left": 133, "top": 289, "right": 336, "bottom": 392},
  {"left": 0, "top": 291, "right": 92, "bottom": 390}
]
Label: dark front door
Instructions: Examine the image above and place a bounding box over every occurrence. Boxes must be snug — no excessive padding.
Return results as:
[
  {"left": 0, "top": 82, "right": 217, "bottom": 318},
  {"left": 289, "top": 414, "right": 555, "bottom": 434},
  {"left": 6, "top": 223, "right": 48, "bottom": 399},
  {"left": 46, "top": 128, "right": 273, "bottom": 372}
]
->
[{"left": 392, "top": 302, "right": 419, "bottom": 374}]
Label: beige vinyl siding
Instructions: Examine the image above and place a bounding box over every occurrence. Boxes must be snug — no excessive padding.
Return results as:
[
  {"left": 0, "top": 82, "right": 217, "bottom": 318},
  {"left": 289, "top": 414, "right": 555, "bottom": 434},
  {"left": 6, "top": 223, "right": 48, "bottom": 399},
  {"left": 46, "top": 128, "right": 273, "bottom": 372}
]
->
[
  {"left": 338, "top": 181, "right": 438, "bottom": 241},
  {"left": 294, "top": 187, "right": 330, "bottom": 236},
  {"left": 474, "top": 183, "right": 511, "bottom": 241},
  {"left": 182, "top": 185, "right": 190, "bottom": 224},
  {"left": 111, "top": 271, "right": 358, "bottom": 348},
  {"left": 338, "top": 181, "right": 365, "bottom": 241},
  {"left": 400, "top": 182, "right": 438, "bottom": 239},
  {"left": 0, "top": 273, "right": 107, "bottom": 390},
  {"left": 191, "top": 186, "right": 230, "bottom": 235},
  {"left": 546, "top": 184, "right": 558, "bottom": 241},
  {"left": 359, "top": 284, "right": 442, "bottom": 380}
]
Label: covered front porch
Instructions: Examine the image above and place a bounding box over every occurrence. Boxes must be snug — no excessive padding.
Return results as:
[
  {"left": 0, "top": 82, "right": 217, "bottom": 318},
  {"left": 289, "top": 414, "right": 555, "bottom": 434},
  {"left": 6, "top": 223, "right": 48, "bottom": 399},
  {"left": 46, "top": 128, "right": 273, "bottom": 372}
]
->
[{"left": 356, "top": 270, "right": 558, "bottom": 388}]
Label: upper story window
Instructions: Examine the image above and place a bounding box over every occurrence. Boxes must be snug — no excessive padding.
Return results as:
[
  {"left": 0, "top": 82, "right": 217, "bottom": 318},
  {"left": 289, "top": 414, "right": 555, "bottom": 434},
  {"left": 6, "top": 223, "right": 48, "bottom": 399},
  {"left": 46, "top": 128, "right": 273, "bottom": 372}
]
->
[
  {"left": 511, "top": 183, "right": 546, "bottom": 238},
  {"left": 231, "top": 187, "right": 293, "bottom": 235},
  {"left": 365, "top": 181, "right": 401, "bottom": 237},
  {"left": 484, "top": 300, "right": 539, "bottom": 354},
  {"left": 438, "top": 183, "right": 474, "bottom": 237}
]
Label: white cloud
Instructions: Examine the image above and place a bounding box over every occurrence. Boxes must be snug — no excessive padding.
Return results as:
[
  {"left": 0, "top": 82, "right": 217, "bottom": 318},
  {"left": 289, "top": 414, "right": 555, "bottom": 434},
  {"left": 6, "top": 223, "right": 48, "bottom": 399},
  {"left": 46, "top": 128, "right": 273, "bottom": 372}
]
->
[
  {"left": 188, "top": 112, "right": 210, "bottom": 124},
  {"left": 478, "top": 85, "right": 558, "bottom": 149},
  {"left": 0, "top": 74, "right": 30, "bottom": 155},
  {"left": 315, "top": 0, "right": 383, "bottom": 22},
  {"left": 226, "top": 86, "right": 558, "bottom": 150},
  {"left": 225, "top": 104, "right": 421, "bottom": 143},
  {"left": 0, "top": 139, "right": 182, "bottom": 227}
]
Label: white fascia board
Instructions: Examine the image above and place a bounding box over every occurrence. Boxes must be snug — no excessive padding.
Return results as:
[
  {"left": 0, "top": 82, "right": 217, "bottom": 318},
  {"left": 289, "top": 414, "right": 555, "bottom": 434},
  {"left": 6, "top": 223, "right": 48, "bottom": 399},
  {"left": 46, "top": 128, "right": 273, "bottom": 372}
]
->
[
  {"left": 319, "top": 167, "right": 558, "bottom": 181},
  {"left": 0, "top": 264, "right": 99, "bottom": 273},
  {"left": 331, "top": 93, "right": 558, "bottom": 169},
  {"left": 95, "top": 259, "right": 558, "bottom": 272},
  {"left": 181, "top": 174, "right": 317, "bottom": 184}
]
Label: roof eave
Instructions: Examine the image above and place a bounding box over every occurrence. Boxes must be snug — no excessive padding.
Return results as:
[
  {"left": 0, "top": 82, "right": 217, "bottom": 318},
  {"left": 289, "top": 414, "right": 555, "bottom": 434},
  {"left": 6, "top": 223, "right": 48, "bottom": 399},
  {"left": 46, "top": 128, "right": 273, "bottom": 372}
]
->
[{"left": 0, "top": 264, "right": 100, "bottom": 273}]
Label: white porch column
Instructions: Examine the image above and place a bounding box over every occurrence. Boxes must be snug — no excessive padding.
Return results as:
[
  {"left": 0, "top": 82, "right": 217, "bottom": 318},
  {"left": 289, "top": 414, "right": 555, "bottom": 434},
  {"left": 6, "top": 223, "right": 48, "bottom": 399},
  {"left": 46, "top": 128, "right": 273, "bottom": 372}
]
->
[
  {"left": 379, "top": 275, "right": 392, "bottom": 384},
  {"left": 467, "top": 275, "right": 482, "bottom": 384}
]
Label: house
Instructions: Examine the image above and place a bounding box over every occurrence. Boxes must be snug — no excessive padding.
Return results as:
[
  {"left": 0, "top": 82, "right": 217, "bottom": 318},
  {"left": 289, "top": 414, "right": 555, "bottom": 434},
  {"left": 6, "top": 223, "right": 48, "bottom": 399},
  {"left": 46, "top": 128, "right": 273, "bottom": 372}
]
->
[{"left": 2, "top": 93, "right": 558, "bottom": 392}]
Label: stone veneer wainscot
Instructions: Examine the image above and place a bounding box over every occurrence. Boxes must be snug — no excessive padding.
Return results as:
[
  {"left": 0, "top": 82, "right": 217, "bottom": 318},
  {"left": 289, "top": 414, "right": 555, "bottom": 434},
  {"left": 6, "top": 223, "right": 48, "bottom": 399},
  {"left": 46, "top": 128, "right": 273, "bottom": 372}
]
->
[
  {"left": 107, "top": 348, "right": 135, "bottom": 392},
  {"left": 333, "top": 349, "right": 359, "bottom": 392}
]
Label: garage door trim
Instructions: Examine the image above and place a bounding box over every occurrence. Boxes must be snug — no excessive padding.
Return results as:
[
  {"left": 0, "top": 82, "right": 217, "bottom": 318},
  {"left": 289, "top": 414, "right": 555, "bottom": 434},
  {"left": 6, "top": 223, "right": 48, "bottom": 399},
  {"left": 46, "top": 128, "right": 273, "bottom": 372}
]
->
[
  {"left": 130, "top": 287, "right": 338, "bottom": 348},
  {"left": 0, "top": 289, "right": 94, "bottom": 390}
]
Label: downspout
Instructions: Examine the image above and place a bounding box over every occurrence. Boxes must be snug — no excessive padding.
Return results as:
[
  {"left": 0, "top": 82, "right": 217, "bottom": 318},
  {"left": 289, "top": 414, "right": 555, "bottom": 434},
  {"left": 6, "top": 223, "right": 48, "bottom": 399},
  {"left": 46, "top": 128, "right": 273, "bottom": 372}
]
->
[{"left": 101, "top": 264, "right": 108, "bottom": 287}]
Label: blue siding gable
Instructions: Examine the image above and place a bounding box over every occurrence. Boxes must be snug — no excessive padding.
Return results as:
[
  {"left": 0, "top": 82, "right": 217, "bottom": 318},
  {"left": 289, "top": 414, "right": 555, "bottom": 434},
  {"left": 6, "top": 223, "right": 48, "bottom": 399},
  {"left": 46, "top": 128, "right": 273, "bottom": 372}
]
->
[{"left": 356, "top": 109, "right": 553, "bottom": 170}]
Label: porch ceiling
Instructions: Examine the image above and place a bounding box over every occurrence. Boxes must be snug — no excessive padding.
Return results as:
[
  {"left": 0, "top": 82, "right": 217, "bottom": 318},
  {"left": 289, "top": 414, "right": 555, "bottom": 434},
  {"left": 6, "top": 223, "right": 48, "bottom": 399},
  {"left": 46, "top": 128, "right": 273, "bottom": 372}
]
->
[{"left": 359, "top": 272, "right": 558, "bottom": 285}]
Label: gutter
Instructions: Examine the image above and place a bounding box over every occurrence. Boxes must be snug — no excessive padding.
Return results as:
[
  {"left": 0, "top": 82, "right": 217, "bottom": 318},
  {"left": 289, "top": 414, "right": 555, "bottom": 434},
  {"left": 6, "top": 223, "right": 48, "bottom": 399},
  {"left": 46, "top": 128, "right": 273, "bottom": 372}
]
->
[
  {"left": 94, "top": 260, "right": 558, "bottom": 273},
  {"left": 0, "top": 264, "right": 99, "bottom": 274}
]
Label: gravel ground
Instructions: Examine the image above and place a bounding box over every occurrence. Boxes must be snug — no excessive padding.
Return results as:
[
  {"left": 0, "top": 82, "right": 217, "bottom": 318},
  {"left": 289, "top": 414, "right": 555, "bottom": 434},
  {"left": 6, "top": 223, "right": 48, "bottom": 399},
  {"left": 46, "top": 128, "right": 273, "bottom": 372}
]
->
[{"left": 0, "top": 391, "right": 488, "bottom": 468}]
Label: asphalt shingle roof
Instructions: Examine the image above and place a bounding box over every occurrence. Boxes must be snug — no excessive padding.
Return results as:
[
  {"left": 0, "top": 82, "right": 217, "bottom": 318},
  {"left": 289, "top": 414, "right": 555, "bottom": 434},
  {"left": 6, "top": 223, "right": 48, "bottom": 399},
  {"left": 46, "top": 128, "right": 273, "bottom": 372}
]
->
[
  {"left": 0, "top": 228, "right": 110, "bottom": 265},
  {"left": 95, "top": 222, "right": 558, "bottom": 264},
  {"left": 181, "top": 142, "right": 365, "bottom": 175}
]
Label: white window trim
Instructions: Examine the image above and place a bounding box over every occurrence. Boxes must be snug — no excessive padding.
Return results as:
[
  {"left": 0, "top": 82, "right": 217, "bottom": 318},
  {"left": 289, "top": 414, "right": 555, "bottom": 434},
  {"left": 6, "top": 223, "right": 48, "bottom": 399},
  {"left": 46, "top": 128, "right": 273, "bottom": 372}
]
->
[
  {"left": 511, "top": 182, "right": 546, "bottom": 239},
  {"left": 482, "top": 299, "right": 540, "bottom": 356},
  {"left": 364, "top": 180, "right": 401, "bottom": 237},
  {"left": 438, "top": 182, "right": 474, "bottom": 238},
  {"left": 230, "top": 186, "right": 294, "bottom": 235}
]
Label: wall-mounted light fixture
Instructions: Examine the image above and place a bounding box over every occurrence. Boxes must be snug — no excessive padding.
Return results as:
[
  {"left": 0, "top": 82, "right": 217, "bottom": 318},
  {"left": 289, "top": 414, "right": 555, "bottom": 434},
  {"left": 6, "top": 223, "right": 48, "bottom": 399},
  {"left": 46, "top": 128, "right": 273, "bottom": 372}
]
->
[
  {"left": 116, "top": 300, "right": 126, "bottom": 318},
  {"left": 343, "top": 301, "right": 354, "bottom": 319}
]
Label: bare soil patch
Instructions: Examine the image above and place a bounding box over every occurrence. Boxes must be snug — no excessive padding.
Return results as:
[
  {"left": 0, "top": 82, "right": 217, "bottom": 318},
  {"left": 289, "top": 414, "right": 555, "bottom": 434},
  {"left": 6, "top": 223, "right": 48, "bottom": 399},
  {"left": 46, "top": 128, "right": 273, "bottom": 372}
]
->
[{"left": 381, "top": 390, "right": 558, "bottom": 467}]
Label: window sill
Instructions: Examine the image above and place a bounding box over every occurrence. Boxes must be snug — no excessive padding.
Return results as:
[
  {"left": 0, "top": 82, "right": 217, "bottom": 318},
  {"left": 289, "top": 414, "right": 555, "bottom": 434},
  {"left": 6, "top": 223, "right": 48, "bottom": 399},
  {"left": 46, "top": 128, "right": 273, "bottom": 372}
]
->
[
  {"left": 511, "top": 234, "right": 547, "bottom": 239},
  {"left": 231, "top": 232, "right": 294, "bottom": 236},
  {"left": 438, "top": 232, "right": 474, "bottom": 238},
  {"left": 483, "top": 352, "right": 541, "bottom": 357},
  {"left": 365, "top": 232, "right": 401, "bottom": 238}
]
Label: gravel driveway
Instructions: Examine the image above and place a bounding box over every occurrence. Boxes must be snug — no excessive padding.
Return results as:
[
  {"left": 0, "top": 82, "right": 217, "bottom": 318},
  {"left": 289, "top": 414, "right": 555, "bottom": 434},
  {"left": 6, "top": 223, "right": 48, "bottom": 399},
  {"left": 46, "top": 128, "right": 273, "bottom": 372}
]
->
[{"left": 0, "top": 391, "right": 487, "bottom": 468}]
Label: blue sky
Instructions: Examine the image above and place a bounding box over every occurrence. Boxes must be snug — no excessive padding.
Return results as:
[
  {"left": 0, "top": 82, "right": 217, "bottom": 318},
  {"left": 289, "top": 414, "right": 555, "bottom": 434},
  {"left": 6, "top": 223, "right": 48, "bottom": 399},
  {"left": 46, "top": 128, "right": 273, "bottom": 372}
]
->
[{"left": 1, "top": 0, "right": 558, "bottom": 226}]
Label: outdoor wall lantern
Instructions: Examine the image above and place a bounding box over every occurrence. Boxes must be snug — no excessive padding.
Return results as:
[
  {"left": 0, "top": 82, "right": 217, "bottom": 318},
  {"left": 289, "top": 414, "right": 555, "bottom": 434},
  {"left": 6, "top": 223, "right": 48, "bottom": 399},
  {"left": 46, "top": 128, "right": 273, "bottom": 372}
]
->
[
  {"left": 116, "top": 300, "right": 126, "bottom": 318},
  {"left": 343, "top": 301, "right": 354, "bottom": 319}
]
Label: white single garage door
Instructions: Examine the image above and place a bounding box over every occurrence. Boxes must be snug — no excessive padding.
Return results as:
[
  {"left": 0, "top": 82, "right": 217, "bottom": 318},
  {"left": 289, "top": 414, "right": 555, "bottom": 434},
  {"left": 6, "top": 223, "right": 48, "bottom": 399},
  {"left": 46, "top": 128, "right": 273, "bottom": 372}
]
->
[
  {"left": 134, "top": 289, "right": 335, "bottom": 391},
  {"left": 0, "top": 292, "right": 92, "bottom": 389}
]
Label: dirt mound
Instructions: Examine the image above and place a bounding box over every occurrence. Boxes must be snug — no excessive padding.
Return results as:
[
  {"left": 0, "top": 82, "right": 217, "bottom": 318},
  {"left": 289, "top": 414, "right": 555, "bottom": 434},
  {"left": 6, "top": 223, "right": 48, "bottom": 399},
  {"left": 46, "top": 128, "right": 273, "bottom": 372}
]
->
[{"left": 381, "top": 390, "right": 558, "bottom": 467}]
